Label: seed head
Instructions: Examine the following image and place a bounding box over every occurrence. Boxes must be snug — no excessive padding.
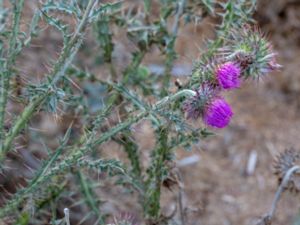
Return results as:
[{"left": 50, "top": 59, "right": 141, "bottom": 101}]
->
[
  {"left": 274, "top": 148, "right": 300, "bottom": 192},
  {"left": 216, "top": 62, "right": 241, "bottom": 89},
  {"left": 223, "top": 25, "right": 281, "bottom": 80}
]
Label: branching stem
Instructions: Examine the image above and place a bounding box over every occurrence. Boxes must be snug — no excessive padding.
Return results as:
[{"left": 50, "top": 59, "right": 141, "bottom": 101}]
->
[
  {"left": 161, "top": 0, "right": 186, "bottom": 95},
  {"left": 0, "top": 0, "right": 97, "bottom": 161},
  {"left": 0, "top": 0, "right": 24, "bottom": 148}
]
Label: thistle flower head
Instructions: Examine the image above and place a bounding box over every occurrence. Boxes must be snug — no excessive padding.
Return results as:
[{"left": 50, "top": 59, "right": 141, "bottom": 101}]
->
[
  {"left": 274, "top": 148, "right": 300, "bottom": 192},
  {"left": 191, "top": 56, "right": 220, "bottom": 85},
  {"left": 216, "top": 62, "right": 241, "bottom": 89},
  {"left": 223, "top": 25, "right": 281, "bottom": 80},
  {"left": 183, "top": 83, "right": 215, "bottom": 120},
  {"left": 203, "top": 97, "right": 233, "bottom": 128},
  {"left": 183, "top": 85, "right": 233, "bottom": 128}
]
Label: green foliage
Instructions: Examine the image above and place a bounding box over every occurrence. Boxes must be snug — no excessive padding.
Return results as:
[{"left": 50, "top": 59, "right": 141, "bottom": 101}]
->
[
  {"left": 144, "top": 127, "right": 171, "bottom": 220},
  {"left": 114, "top": 132, "right": 142, "bottom": 178},
  {"left": 76, "top": 171, "right": 105, "bottom": 224},
  {"left": 190, "top": 0, "right": 257, "bottom": 87}
]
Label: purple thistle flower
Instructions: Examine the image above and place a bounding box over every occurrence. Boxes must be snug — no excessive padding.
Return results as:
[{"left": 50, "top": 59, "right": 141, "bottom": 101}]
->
[
  {"left": 183, "top": 84, "right": 215, "bottom": 120},
  {"left": 216, "top": 62, "right": 241, "bottom": 89},
  {"left": 203, "top": 97, "right": 233, "bottom": 128}
]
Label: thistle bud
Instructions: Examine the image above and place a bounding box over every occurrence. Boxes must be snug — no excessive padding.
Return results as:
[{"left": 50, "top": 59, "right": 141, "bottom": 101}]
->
[
  {"left": 224, "top": 25, "right": 281, "bottom": 80},
  {"left": 183, "top": 84, "right": 233, "bottom": 128},
  {"left": 183, "top": 84, "right": 215, "bottom": 120}
]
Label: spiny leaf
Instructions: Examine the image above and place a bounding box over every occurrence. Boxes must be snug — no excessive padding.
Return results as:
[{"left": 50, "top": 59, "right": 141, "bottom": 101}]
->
[
  {"left": 89, "top": 1, "right": 123, "bottom": 22},
  {"left": 40, "top": 9, "right": 70, "bottom": 44}
]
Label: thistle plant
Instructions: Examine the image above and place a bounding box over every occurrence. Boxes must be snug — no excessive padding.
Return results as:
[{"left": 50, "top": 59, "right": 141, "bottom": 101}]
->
[{"left": 0, "top": 0, "right": 281, "bottom": 224}]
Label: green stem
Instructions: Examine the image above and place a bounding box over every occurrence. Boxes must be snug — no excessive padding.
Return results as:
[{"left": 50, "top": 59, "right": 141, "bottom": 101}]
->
[
  {"left": 155, "top": 89, "right": 195, "bottom": 109},
  {"left": 1, "top": 95, "right": 45, "bottom": 159},
  {"left": 0, "top": 88, "right": 194, "bottom": 216},
  {"left": 50, "top": 0, "right": 96, "bottom": 85},
  {"left": 109, "top": 62, "right": 117, "bottom": 80},
  {"left": 77, "top": 171, "right": 105, "bottom": 224},
  {"left": 0, "top": 73, "right": 9, "bottom": 146},
  {"left": 57, "top": 89, "right": 195, "bottom": 174},
  {"left": 172, "top": 0, "right": 186, "bottom": 36},
  {"left": 0, "top": 158, "right": 126, "bottom": 217},
  {"left": 161, "top": 0, "right": 186, "bottom": 96},
  {"left": 123, "top": 50, "right": 146, "bottom": 83},
  {"left": 113, "top": 132, "right": 141, "bottom": 178},
  {"left": 144, "top": 127, "right": 169, "bottom": 219},
  {"left": 0, "top": 0, "right": 96, "bottom": 161},
  {"left": 0, "top": 0, "right": 24, "bottom": 148}
]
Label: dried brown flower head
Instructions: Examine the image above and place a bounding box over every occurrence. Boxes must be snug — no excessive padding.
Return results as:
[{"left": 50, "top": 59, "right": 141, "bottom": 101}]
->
[{"left": 274, "top": 148, "right": 300, "bottom": 192}]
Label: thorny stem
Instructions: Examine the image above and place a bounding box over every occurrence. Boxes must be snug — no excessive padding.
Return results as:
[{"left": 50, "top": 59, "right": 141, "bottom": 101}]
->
[
  {"left": 50, "top": 0, "right": 96, "bottom": 85},
  {"left": 1, "top": 95, "right": 46, "bottom": 160},
  {"left": 144, "top": 126, "right": 169, "bottom": 219},
  {"left": 0, "top": 0, "right": 97, "bottom": 161},
  {"left": 77, "top": 171, "right": 105, "bottom": 224},
  {"left": 0, "top": 0, "right": 25, "bottom": 149},
  {"left": 0, "top": 88, "right": 195, "bottom": 216},
  {"left": 0, "top": 158, "right": 126, "bottom": 217},
  {"left": 161, "top": 0, "right": 186, "bottom": 96},
  {"left": 172, "top": 0, "right": 186, "bottom": 36},
  {"left": 5, "top": 158, "right": 131, "bottom": 218},
  {"left": 155, "top": 89, "right": 195, "bottom": 109},
  {"left": 123, "top": 50, "right": 146, "bottom": 83},
  {"left": 109, "top": 62, "right": 117, "bottom": 80}
]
